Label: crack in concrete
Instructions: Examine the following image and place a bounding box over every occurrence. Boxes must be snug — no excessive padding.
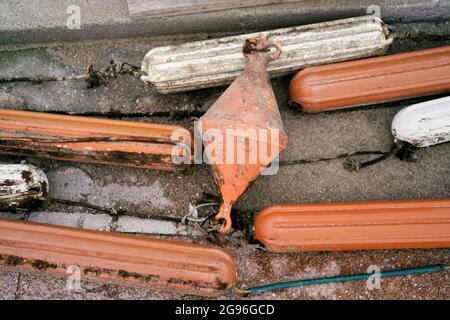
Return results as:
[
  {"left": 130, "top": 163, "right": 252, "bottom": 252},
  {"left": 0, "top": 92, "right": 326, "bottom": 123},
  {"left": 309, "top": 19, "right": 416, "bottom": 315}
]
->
[
  {"left": 44, "top": 196, "right": 182, "bottom": 223},
  {"left": 280, "top": 150, "right": 389, "bottom": 166},
  {"left": 33, "top": 110, "right": 206, "bottom": 120}
]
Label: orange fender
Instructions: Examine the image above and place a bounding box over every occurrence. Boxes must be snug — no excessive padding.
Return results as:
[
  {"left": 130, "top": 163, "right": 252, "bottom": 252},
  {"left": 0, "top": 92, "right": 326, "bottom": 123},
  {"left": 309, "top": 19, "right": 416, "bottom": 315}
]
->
[
  {"left": 290, "top": 46, "right": 450, "bottom": 112},
  {"left": 0, "top": 219, "right": 236, "bottom": 295},
  {"left": 254, "top": 199, "right": 450, "bottom": 252},
  {"left": 0, "top": 109, "right": 192, "bottom": 171}
]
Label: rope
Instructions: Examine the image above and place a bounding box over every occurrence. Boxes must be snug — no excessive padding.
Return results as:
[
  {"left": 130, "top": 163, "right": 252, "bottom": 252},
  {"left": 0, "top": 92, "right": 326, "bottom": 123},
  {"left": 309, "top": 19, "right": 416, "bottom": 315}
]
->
[
  {"left": 182, "top": 202, "right": 221, "bottom": 234},
  {"left": 240, "top": 264, "right": 444, "bottom": 294},
  {"left": 343, "top": 144, "right": 402, "bottom": 171}
]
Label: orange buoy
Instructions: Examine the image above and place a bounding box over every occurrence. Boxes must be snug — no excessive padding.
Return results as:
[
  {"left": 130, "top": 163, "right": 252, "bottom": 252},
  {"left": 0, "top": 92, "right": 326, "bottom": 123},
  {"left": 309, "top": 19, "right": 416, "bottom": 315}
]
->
[{"left": 200, "top": 36, "right": 288, "bottom": 233}]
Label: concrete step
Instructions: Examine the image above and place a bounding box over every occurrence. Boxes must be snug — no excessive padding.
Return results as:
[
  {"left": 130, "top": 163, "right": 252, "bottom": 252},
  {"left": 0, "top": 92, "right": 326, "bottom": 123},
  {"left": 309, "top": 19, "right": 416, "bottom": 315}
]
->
[{"left": 1, "top": 0, "right": 449, "bottom": 50}]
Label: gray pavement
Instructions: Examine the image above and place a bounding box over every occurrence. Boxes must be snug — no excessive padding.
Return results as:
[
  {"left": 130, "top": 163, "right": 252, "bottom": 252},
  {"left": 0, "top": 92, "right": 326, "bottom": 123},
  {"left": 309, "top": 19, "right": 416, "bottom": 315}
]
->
[{"left": 1, "top": 0, "right": 450, "bottom": 49}]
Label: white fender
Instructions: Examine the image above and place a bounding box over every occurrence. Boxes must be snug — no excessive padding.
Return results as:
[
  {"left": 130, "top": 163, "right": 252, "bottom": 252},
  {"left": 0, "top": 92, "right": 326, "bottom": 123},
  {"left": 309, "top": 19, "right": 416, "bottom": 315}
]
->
[
  {"left": 392, "top": 96, "right": 450, "bottom": 148},
  {"left": 141, "top": 16, "right": 393, "bottom": 93}
]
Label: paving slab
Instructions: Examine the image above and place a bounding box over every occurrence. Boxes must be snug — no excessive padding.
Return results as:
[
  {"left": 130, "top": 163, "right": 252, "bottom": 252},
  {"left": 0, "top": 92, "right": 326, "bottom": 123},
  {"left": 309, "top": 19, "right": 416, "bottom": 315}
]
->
[
  {"left": 82, "top": 213, "right": 113, "bottom": 231},
  {"left": 0, "top": 212, "right": 26, "bottom": 220},
  {"left": 116, "top": 215, "right": 202, "bottom": 236},
  {"left": 28, "top": 211, "right": 84, "bottom": 228}
]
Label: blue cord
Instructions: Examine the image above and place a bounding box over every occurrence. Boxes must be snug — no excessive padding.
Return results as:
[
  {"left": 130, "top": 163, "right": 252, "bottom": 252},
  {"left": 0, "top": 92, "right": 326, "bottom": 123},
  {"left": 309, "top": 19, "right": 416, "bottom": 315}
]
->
[{"left": 249, "top": 265, "right": 444, "bottom": 294}]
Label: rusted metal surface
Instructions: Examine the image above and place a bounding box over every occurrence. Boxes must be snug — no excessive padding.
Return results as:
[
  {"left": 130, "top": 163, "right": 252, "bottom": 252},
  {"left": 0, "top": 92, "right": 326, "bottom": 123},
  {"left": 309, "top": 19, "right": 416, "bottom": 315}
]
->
[
  {"left": 290, "top": 46, "right": 450, "bottom": 112},
  {"left": 200, "top": 36, "right": 288, "bottom": 233},
  {"left": 142, "top": 16, "right": 392, "bottom": 93},
  {"left": 0, "top": 219, "right": 236, "bottom": 294},
  {"left": 0, "top": 164, "right": 48, "bottom": 210},
  {"left": 0, "top": 109, "right": 192, "bottom": 171},
  {"left": 392, "top": 96, "right": 450, "bottom": 148},
  {"left": 254, "top": 199, "right": 450, "bottom": 252}
]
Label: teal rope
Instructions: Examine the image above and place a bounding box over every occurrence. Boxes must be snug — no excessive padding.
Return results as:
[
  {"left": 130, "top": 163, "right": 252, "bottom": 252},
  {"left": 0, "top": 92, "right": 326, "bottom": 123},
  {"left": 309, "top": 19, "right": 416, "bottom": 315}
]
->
[{"left": 249, "top": 265, "right": 444, "bottom": 294}]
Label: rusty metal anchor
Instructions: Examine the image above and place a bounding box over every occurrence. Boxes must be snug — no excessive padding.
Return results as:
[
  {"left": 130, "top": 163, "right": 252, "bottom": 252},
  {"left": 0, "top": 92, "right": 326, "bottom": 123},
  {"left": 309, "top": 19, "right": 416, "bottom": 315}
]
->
[{"left": 200, "top": 36, "right": 288, "bottom": 233}]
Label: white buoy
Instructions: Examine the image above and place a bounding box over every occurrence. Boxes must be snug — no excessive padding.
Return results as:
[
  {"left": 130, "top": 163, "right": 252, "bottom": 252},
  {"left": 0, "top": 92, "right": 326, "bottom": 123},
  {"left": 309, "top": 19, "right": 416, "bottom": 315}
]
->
[
  {"left": 0, "top": 164, "right": 48, "bottom": 210},
  {"left": 392, "top": 96, "right": 450, "bottom": 148}
]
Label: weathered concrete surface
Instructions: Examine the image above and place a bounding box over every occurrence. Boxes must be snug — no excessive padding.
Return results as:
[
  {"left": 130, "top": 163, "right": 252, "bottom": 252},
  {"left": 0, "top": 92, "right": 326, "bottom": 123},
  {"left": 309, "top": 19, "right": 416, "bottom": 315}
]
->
[
  {"left": 6, "top": 210, "right": 201, "bottom": 235},
  {"left": 0, "top": 270, "right": 19, "bottom": 300},
  {"left": 0, "top": 21, "right": 449, "bottom": 300},
  {"left": 1, "top": 0, "right": 450, "bottom": 49},
  {"left": 12, "top": 271, "right": 176, "bottom": 300}
]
